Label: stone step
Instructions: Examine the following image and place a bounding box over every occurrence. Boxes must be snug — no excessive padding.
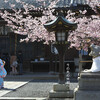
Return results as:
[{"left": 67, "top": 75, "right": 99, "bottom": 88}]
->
[
  {"left": 0, "top": 97, "right": 46, "bottom": 100},
  {"left": 5, "top": 74, "right": 58, "bottom": 80}
]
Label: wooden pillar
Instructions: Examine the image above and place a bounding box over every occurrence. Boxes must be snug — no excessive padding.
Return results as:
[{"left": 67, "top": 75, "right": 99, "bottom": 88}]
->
[
  {"left": 15, "top": 34, "right": 17, "bottom": 55},
  {"left": 79, "top": 54, "right": 83, "bottom": 75}
]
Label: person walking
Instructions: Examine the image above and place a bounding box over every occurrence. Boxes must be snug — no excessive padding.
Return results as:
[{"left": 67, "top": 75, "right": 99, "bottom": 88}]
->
[
  {"left": 0, "top": 59, "right": 7, "bottom": 89},
  {"left": 17, "top": 51, "right": 23, "bottom": 75},
  {"left": 10, "top": 54, "right": 18, "bottom": 75}
]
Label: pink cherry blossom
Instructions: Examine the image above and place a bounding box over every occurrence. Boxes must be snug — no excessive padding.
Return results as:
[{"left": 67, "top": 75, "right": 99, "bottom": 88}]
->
[{"left": 0, "top": 0, "right": 100, "bottom": 51}]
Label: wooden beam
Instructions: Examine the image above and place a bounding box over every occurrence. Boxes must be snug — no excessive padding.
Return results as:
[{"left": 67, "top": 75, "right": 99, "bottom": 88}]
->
[{"left": 80, "top": 60, "right": 92, "bottom": 63}]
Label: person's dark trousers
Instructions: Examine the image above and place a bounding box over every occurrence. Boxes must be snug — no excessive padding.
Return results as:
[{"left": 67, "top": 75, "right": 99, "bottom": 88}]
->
[{"left": 19, "top": 63, "right": 23, "bottom": 74}]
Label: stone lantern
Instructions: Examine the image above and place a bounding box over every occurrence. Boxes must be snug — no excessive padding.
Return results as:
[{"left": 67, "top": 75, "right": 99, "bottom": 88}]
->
[
  {"left": 44, "top": 11, "right": 77, "bottom": 99},
  {"left": 44, "top": 14, "right": 77, "bottom": 84}
]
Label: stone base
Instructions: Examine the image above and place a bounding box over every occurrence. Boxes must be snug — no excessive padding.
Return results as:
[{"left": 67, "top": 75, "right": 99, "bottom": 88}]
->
[
  {"left": 74, "top": 72, "right": 100, "bottom": 100},
  {"left": 78, "top": 72, "right": 100, "bottom": 90},
  {"left": 48, "top": 97, "right": 73, "bottom": 100},
  {"left": 49, "top": 90, "right": 73, "bottom": 98},
  {"left": 53, "top": 83, "right": 70, "bottom": 92},
  {"left": 75, "top": 88, "right": 100, "bottom": 100},
  {"left": 48, "top": 83, "right": 73, "bottom": 100}
]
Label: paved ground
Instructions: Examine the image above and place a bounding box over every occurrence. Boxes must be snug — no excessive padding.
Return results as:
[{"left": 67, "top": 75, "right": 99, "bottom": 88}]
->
[
  {"left": 3, "top": 80, "right": 78, "bottom": 97},
  {"left": 0, "top": 80, "right": 29, "bottom": 97},
  {"left": 0, "top": 73, "right": 78, "bottom": 100}
]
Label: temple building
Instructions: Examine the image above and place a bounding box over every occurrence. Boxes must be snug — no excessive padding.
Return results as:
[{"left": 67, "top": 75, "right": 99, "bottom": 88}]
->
[{"left": 0, "top": 0, "right": 91, "bottom": 74}]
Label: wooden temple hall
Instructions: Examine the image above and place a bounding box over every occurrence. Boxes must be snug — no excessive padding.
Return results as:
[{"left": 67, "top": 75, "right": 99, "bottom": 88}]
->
[{"left": 0, "top": 0, "right": 92, "bottom": 74}]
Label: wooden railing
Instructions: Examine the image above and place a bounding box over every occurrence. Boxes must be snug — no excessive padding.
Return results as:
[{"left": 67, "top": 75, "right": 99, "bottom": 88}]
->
[
  {"left": 80, "top": 61, "right": 92, "bottom": 63},
  {"left": 79, "top": 54, "right": 92, "bottom": 74}
]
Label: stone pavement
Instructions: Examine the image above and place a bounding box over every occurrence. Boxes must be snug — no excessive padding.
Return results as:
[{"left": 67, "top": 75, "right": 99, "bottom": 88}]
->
[
  {"left": 0, "top": 72, "right": 78, "bottom": 100},
  {"left": 0, "top": 73, "right": 58, "bottom": 100},
  {"left": 0, "top": 80, "right": 29, "bottom": 97}
]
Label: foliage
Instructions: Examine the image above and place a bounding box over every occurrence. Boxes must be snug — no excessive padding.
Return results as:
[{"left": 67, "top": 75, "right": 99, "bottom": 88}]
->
[{"left": 0, "top": 0, "right": 100, "bottom": 50}]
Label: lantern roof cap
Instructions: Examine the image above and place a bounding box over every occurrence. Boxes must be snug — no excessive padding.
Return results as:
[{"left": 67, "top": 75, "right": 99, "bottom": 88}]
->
[{"left": 44, "top": 16, "right": 77, "bottom": 32}]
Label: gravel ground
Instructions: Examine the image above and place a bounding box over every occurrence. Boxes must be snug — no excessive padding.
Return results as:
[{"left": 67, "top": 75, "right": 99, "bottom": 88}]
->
[{"left": 3, "top": 79, "right": 78, "bottom": 98}]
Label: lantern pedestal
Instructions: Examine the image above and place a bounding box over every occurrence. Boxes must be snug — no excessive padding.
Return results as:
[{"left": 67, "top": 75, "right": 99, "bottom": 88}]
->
[{"left": 47, "top": 83, "right": 73, "bottom": 100}]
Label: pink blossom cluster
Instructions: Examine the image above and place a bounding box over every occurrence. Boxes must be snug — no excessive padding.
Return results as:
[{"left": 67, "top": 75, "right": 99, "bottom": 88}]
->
[
  {"left": 1, "top": 0, "right": 59, "bottom": 44},
  {"left": 69, "top": 15, "right": 100, "bottom": 51},
  {"left": 0, "top": 0, "right": 100, "bottom": 50}
]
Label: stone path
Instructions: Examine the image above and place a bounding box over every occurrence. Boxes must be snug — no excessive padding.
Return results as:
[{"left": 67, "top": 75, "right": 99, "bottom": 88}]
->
[
  {"left": 0, "top": 80, "right": 29, "bottom": 97},
  {"left": 0, "top": 73, "right": 78, "bottom": 100}
]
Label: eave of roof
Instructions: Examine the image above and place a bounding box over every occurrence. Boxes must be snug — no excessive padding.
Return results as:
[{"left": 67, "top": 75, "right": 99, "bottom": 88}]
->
[{"left": 0, "top": 0, "right": 87, "bottom": 9}]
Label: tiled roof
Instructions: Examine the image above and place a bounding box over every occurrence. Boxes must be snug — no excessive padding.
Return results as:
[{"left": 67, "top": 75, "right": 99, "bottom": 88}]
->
[
  {"left": 0, "top": 0, "right": 37, "bottom": 9},
  {"left": 0, "top": 0, "right": 88, "bottom": 9}
]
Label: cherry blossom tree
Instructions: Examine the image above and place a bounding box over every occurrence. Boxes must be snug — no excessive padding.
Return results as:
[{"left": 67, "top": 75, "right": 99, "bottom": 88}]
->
[
  {"left": 0, "top": 0, "right": 60, "bottom": 44},
  {"left": 68, "top": 15, "right": 100, "bottom": 50},
  {"left": 68, "top": 0, "right": 100, "bottom": 51},
  {"left": 0, "top": 0, "right": 100, "bottom": 50}
]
